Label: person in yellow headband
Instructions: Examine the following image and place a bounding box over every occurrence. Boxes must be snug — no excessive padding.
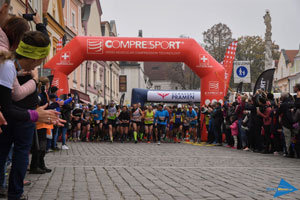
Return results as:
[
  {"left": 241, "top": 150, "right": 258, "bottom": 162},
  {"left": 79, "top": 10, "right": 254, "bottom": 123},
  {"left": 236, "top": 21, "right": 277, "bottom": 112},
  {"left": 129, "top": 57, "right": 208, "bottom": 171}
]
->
[{"left": 15, "top": 31, "right": 50, "bottom": 72}]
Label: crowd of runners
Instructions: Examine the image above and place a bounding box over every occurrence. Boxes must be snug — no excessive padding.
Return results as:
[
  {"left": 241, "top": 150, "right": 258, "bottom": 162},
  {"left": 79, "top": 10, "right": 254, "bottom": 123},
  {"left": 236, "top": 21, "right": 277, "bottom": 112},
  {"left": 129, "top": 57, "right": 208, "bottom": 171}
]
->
[
  {"left": 0, "top": 0, "right": 300, "bottom": 199},
  {"left": 50, "top": 99, "right": 200, "bottom": 147}
]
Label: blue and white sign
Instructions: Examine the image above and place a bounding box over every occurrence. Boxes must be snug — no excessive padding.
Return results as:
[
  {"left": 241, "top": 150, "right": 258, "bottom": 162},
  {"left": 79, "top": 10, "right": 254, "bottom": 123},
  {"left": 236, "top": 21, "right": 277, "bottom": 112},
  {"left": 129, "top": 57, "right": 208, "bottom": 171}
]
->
[{"left": 234, "top": 61, "right": 251, "bottom": 83}]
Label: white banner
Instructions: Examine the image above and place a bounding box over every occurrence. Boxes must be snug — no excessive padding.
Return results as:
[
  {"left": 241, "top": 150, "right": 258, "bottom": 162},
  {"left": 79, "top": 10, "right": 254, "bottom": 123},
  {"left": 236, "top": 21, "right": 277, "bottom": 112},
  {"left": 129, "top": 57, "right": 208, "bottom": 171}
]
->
[
  {"left": 234, "top": 61, "right": 251, "bottom": 83},
  {"left": 147, "top": 91, "right": 200, "bottom": 102}
]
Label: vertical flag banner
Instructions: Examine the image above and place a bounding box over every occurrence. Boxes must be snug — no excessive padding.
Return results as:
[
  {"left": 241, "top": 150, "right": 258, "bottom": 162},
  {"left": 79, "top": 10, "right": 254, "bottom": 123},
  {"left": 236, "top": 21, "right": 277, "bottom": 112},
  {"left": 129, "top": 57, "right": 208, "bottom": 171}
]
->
[
  {"left": 253, "top": 68, "right": 275, "bottom": 93},
  {"left": 223, "top": 41, "right": 238, "bottom": 94}
]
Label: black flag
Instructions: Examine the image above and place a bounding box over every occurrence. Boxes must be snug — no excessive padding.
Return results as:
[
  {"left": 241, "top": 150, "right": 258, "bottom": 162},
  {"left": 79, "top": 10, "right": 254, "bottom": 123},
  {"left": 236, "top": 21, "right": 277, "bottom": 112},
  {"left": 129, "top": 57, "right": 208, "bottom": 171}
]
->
[
  {"left": 120, "top": 93, "right": 125, "bottom": 107},
  {"left": 253, "top": 68, "right": 275, "bottom": 93},
  {"left": 237, "top": 82, "right": 243, "bottom": 93}
]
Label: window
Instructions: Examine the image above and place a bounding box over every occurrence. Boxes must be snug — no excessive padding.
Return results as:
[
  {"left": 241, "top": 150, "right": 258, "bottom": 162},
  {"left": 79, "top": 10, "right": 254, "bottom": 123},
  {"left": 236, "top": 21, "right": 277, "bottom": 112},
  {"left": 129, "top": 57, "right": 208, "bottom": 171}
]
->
[
  {"left": 93, "top": 69, "right": 97, "bottom": 88},
  {"left": 81, "top": 64, "right": 84, "bottom": 84},
  {"left": 119, "top": 75, "right": 127, "bottom": 92},
  {"left": 71, "top": 11, "right": 75, "bottom": 28},
  {"left": 73, "top": 69, "right": 76, "bottom": 82},
  {"left": 111, "top": 72, "right": 115, "bottom": 92},
  {"left": 155, "top": 86, "right": 161, "bottom": 90},
  {"left": 33, "top": 1, "right": 40, "bottom": 13},
  {"left": 87, "top": 67, "right": 91, "bottom": 86},
  {"left": 115, "top": 76, "right": 118, "bottom": 95},
  {"left": 106, "top": 70, "right": 109, "bottom": 87}
]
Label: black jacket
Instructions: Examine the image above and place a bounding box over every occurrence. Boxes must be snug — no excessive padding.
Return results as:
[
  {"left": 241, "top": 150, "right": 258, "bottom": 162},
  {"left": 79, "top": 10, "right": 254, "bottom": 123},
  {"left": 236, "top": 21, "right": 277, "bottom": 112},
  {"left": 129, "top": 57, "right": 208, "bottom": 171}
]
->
[{"left": 278, "top": 100, "right": 294, "bottom": 129}]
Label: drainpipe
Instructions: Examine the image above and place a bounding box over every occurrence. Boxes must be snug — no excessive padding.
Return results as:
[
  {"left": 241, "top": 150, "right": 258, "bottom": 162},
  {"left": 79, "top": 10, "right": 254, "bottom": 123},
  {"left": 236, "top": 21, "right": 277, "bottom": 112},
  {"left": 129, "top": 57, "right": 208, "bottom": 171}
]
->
[
  {"left": 138, "top": 63, "right": 140, "bottom": 88},
  {"left": 110, "top": 63, "right": 113, "bottom": 102},
  {"left": 104, "top": 64, "right": 106, "bottom": 104},
  {"left": 288, "top": 78, "right": 290, "bottom": 93},
  {"left": 85, "top": 61, "right": 89, "bottom": 94}
]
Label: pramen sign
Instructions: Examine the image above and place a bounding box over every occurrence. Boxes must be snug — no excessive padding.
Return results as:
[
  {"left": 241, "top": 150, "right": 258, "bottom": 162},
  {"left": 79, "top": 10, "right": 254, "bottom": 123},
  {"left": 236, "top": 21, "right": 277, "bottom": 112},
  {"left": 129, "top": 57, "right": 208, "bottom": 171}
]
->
[{"left": 147, "top": 91, "right": 200, "bottom": 103}]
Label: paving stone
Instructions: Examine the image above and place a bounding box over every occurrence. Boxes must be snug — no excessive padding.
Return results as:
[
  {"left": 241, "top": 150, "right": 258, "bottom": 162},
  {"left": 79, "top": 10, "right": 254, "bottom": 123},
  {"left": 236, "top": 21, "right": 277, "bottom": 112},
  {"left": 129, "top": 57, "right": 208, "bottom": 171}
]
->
[{"left": 16, "top": 142, "right": 300, "bottom": 200}]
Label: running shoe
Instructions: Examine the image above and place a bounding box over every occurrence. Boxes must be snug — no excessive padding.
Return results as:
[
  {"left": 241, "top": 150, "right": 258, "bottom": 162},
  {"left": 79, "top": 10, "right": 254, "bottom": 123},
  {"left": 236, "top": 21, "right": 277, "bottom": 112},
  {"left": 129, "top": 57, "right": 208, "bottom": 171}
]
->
[
  {"left": 23, "top": 180, "right": 31, "bottom": 186},
  {"left": 243, "top": 147, "right": 250, "bottom": 151},
  {"left": 157, "top": 141, "right": 161, "bottom": 145},
  {"left": 19, "top": 194, "right": 28, "bottom": 200},
  {"left": 147, "top": 141, "right": 151, "bottom": 144},
  {"left": 62, "top": 145, "right": 69, "bottom": 150}
]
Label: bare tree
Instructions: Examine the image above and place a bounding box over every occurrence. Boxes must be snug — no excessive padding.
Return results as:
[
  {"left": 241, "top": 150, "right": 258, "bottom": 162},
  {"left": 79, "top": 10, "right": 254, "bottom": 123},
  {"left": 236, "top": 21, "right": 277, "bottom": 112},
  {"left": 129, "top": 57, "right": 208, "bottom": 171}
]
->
[{"left": 203, "top": 23, "right": 233, "bottom": 62}]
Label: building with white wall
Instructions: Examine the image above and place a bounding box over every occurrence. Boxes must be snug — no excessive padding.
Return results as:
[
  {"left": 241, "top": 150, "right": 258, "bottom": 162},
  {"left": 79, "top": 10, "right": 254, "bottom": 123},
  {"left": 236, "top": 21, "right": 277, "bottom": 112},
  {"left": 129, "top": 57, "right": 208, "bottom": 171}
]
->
[{"left": 119, "top": 61, "right": 152, "bottom": 105}]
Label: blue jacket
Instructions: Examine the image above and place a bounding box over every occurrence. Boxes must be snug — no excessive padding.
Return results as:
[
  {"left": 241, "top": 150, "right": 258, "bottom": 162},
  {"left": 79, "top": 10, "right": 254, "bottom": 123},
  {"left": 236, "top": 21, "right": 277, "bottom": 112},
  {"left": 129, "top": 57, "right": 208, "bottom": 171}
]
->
[{"left": 154, "top": 110, "right": 169, "bottom": 125}]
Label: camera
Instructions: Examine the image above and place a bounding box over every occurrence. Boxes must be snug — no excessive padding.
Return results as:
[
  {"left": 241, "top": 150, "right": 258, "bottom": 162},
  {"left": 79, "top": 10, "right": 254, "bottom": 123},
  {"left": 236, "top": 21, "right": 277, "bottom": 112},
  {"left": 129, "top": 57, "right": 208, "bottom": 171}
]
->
[
  {"left": 201, "top": 107, "right": 208, "bottom": 114},
  {"left": 23, "top": 13, "right": 36, "bottom": 21}
]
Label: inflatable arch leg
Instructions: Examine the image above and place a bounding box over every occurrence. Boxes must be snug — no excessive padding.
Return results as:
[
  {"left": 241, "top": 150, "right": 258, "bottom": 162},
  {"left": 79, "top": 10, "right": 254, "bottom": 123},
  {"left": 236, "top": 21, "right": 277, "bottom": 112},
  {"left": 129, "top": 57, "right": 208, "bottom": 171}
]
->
[{"left": 44, "top": 36, "right": 226, "bottom": 141}]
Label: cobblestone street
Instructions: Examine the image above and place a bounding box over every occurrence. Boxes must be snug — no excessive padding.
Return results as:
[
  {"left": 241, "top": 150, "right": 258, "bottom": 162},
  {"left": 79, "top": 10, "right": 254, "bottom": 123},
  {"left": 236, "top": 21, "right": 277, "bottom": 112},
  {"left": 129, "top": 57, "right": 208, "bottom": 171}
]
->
[{"left": 20, "top": 142, "right": 300, "bottom": 200}]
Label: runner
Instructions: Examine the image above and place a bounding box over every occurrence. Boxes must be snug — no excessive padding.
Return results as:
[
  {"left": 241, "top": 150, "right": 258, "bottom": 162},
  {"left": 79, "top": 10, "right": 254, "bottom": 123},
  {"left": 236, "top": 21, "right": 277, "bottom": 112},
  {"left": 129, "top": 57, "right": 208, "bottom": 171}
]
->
[
  {"left": 91, "top": 104, "right": 104, "bottom": 141},
  {"left": 81, "top": 105, "right": 92, "bottom": 142},
  {"left": 165, "top": 106, "right": 173, "bottom": 142},
  {"left": 154, "top": 104, "right": 169, "bottom": 145},
  {"left": 107, "top": 101, "right": 117, "bottom": 143},
  {"left": 144, "top": 105, "right": 154, "bottom": 143},
  {"left": 115, "top": 105, "right": 121, "bottom": 141},
  {"left": 186, "top": 105, "right": 198, "bottom": 143},
  {"left": 118, "top": 105, "right": 130, "bottom": 143},
  {"left": 131, "top": 103, "right": 143, "bottom": 144},
  {"left": 182, "top": 106, "right": 190, "bottom": 140},
  {"left": 71, "top": 104, "right": 83, "bottom": 142},
  {"left": 173, "top": 104, "right": 184, "bottom": 143}
]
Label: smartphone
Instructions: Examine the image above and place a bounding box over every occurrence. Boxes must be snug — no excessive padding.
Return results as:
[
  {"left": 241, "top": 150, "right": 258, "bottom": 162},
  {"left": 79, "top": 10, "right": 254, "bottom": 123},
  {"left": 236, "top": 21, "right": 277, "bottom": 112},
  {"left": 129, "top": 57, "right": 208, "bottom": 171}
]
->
[{"left": 23, "top": 13, "right": 36, "bottom": 21}]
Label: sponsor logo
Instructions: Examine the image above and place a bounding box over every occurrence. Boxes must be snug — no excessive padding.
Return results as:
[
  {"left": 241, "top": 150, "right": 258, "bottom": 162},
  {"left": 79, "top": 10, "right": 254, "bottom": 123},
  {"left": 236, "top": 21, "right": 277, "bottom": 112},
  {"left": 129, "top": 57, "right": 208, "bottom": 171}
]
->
[
  {"left": 52, "top": 78, "right": 59, "bottom": 87},
  {"left": 266, "top": 179, "right": 298, "bottom": 198},
  {"left": 205, "top": 99, "right": 210, "bottom": 105},
  {"left": 158, "top": 92, "right": 170, "bottom": 99},
  {"left": 87, "top": 39, "right": 104, "bottom": 54},
  {"left": 225, "top": 72, "right": 228, "bottom": 80},
  {"left": 260, "top": 78, "right": 266, "bottom": 90},
  {"left": 209, "top": 81, "right": 219, "bottom": 91},
  {"left": 197, "top": 54, "right": 211, "bottom": 68},
  {"left": 105, "top": 40, "right": 182, "bottom": 50},
  {"left": 171, "top": 93, "right": 195, "bottom": 100},
  {"left": 57, "top": 51, "right": 73, "bottom": 65}
]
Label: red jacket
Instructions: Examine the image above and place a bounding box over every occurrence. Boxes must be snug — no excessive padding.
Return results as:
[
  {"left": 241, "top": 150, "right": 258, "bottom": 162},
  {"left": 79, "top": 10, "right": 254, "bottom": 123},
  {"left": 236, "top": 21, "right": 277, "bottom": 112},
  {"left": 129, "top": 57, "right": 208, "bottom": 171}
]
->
[{"left": 257, "top": 107, "right": 272, "bottom": 125}]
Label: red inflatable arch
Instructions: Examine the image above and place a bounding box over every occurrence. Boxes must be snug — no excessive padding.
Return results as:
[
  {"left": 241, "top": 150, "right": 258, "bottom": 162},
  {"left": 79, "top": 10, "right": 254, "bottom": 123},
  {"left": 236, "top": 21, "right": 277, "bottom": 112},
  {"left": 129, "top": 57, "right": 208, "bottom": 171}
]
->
[{"left": 44, "top": 36, "right": 229, "bottom": 141}]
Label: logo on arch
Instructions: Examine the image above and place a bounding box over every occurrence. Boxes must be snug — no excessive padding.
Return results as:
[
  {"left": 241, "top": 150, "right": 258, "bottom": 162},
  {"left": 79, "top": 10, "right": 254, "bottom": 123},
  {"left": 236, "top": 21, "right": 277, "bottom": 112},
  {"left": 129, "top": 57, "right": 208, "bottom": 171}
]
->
[
  {"left": 57, "top": 51, "right": 73, "bottom": 65},
  {"left": 197, "top": 54, "right": 211, "bottom": 68},
  {"left": 87, "top": 39, "right": 104, "bottom": 54},
  {"left": 209, "top": 81, "right": 219, "bottom": 91},
  {"left": 158, "top": 92, "right": 170, "bottom": 99}
]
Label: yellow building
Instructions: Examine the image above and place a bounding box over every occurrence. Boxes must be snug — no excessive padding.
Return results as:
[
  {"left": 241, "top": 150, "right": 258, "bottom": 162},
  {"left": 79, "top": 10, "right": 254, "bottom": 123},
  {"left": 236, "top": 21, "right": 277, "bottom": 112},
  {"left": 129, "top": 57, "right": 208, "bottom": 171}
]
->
[{"left": 43, "top": 0, "right": 65, "bottom": 60}]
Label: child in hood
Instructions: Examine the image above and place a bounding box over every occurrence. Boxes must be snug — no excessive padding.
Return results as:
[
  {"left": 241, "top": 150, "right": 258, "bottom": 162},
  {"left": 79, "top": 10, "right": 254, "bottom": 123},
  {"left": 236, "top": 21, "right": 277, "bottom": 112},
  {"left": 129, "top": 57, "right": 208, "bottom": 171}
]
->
[{"left": 230, "top": 115, "right": 238, "bottom": 149}]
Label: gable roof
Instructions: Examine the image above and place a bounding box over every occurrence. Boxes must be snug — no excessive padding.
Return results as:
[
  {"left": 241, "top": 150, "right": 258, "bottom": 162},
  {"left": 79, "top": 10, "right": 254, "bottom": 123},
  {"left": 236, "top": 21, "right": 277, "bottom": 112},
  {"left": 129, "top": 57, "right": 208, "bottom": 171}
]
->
[{"left": 282, "top": 49, "right": 298, "bottom": 65}]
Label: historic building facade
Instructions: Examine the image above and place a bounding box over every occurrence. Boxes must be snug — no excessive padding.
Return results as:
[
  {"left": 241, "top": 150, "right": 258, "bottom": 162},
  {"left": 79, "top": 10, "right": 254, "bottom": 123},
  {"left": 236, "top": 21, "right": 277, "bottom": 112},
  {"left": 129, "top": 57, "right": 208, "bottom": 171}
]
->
[
  {"left": 288, "top": 46, "right": 300, "bottom": 92},
  {"left": 274, "top": 49, "right": 298, "bottom": 92}
]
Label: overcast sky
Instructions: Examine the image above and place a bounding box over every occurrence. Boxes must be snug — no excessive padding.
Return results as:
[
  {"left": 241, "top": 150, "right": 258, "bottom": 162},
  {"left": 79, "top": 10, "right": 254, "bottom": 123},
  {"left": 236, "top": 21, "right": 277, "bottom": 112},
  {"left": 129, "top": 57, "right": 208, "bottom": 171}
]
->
[{"left": 101, "top": 0, "right": 300, "bottom": 50}]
